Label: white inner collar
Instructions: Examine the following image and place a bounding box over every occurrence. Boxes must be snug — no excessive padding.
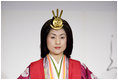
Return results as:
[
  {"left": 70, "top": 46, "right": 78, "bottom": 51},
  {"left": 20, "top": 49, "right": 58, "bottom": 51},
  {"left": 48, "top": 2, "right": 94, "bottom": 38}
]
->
[{"left": 49, "top": 53, "right": 63, "bottom": 72}]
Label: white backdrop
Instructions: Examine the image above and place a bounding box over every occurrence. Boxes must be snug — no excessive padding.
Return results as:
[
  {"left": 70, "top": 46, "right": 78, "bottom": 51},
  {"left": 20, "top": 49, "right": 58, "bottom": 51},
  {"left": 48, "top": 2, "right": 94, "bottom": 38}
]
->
[{"left": 1, "top": 1, "right": 117, "bottom": 79}]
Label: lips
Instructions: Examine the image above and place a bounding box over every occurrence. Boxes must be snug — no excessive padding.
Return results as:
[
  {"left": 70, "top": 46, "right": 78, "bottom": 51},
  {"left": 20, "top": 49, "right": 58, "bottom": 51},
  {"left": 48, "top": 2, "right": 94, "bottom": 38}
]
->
[{"left": 55, "top": 47, "right": 61, "bottom": 49}]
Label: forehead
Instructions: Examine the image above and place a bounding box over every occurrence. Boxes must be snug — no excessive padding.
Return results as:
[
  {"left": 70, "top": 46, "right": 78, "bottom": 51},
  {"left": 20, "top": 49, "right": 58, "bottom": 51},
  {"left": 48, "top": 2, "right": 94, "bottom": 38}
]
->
[{"left": 49, "top": 29, "right": 66, "bottom": 35}]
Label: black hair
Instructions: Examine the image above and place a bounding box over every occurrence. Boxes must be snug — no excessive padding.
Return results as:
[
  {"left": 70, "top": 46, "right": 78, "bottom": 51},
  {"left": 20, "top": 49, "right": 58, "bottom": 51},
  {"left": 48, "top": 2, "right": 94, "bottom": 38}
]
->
[{"left": 40, "top": 17, "right": 73, "bottom": 58}]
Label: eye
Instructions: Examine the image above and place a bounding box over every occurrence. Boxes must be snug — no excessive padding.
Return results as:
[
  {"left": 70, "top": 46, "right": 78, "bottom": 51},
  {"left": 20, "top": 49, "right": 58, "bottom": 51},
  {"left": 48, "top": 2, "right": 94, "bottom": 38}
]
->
[
  {"left": 61, "top": 36, "right": 65, "bottom": 39},
  {"left": 51, "top": 36, "right": 55, "bottom": 39}
]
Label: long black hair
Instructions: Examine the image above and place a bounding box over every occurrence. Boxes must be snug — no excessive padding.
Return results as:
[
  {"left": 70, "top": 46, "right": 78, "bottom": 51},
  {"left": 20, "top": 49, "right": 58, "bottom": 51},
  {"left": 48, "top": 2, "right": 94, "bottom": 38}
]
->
[{"left": 40, "top": 17, "right": 73, "bottom": 58}]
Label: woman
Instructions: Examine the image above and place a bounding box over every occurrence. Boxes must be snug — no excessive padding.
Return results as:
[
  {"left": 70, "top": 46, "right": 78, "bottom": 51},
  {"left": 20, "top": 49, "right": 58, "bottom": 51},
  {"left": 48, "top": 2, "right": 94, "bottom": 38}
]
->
[{"left": 18, "top": 9, "right": 97, "bottom": 79}]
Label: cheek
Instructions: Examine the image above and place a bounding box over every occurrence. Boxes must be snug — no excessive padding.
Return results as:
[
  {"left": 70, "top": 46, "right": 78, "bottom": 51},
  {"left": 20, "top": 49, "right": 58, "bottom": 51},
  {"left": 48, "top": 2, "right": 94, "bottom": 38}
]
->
[
  {"left": 61, "top": 39, "right": 67, "bottom": 49},
  {"left": 47, "top": 38, "right": 54, "bottom": 47}
]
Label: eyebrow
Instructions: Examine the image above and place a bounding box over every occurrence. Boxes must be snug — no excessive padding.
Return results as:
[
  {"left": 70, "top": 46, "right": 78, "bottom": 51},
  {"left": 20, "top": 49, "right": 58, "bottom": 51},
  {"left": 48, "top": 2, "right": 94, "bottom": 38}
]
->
[{"left": 50, "top": 33, "right": 66, "bottom": 36}]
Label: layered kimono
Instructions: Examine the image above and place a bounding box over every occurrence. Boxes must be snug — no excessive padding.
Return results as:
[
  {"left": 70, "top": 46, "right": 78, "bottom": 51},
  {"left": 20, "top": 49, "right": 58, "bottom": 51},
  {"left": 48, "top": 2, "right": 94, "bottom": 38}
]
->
[{"left": 18, "top": 54, "right": 97, "bottom": 79}]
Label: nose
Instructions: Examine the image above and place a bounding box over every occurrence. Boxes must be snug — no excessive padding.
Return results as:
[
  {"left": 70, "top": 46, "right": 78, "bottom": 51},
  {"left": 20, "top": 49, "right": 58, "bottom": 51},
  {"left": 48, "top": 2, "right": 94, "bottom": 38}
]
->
[{"left": 55, "top": 37, "right": 60, "bottom": 45}]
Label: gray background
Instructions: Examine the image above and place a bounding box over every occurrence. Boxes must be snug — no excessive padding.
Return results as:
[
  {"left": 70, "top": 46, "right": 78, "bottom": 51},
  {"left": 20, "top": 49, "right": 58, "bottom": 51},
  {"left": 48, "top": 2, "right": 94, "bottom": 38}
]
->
[{"left": 1, "top": 1, "right": 117, "bottom": 79}]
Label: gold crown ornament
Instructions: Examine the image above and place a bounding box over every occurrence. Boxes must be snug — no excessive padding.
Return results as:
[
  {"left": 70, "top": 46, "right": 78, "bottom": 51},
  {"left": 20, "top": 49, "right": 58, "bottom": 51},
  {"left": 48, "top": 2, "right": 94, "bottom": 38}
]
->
[{"left": 50, "top": 9, "right": 63, "bottom": 30}]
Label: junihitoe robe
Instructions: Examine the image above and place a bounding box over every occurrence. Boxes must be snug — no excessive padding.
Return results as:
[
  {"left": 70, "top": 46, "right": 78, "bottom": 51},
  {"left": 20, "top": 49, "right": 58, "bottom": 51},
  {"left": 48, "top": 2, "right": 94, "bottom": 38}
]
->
[{"left": 18, "top": 55, "right": 97, "bottom": 79}]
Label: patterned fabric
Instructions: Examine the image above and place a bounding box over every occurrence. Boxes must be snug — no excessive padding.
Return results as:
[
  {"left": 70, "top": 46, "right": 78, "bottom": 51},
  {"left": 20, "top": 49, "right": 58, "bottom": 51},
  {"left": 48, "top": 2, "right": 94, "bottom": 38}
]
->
[
  {"left": 18, "top": 66, "right": 30, "bottom": 79},
  {"left": 46, "top": 54, "right": 67, "bottom": 79},
  {"left": 43, "top": 56, "right": 50, "bottom": 79},
  {"left": 80, "top": 63, "right": 97, "bottom": 79},
  {"left": 18, "top": 56, "right": 97, "bottom": 79},
  {"left": 44, "top": 54, "right": 67, "bottom": 79}
]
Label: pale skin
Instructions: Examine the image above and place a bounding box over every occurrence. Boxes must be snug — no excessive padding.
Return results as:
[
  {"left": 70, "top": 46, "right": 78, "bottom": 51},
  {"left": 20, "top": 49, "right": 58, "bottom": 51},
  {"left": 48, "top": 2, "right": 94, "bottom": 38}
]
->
[{"left": 47, "top": 29, "right": 67, "bottom": 64}]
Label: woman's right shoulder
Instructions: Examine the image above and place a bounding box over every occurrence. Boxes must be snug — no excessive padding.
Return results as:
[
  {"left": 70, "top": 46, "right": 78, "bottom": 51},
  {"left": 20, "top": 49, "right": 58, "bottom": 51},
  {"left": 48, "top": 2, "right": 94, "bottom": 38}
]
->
[{"left": 30, "top": 58, "right": 44, "bottom": 65}]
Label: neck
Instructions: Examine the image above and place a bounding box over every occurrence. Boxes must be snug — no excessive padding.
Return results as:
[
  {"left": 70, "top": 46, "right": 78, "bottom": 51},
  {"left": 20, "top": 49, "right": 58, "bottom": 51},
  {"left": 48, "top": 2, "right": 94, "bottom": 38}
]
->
[{"left": 49, "top": 52, "right": 63, "bottom": 64}]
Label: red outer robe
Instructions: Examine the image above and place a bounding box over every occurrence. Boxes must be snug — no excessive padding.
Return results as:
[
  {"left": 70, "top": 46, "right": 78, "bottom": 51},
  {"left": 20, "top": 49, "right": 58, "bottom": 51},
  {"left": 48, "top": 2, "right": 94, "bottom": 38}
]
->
[{"left": 30, "top": 58, "right": 81, "bottom": 79}]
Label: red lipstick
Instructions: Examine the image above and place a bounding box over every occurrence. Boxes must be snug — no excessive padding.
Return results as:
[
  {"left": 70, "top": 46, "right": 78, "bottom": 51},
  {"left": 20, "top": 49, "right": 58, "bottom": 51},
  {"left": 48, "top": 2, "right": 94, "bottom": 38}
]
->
[{"left": 55, "top": 47, "right": 61, "bottom": 49}]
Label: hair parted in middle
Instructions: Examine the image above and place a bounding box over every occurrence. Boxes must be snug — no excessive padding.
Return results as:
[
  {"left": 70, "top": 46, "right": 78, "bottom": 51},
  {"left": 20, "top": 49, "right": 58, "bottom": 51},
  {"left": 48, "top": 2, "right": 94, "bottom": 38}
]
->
[{"left": 40, "top": 17, "right": 73, "bottom": 58}]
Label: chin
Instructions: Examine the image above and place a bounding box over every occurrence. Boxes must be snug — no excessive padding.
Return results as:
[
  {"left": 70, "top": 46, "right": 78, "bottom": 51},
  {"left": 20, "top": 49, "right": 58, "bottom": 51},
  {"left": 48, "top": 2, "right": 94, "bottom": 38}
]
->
[
  {"left": 53, "top": 51, "right": 63, "bottom": 55},
  {"left": 54, "top": 53, "right": 61, "bottom": 55}
]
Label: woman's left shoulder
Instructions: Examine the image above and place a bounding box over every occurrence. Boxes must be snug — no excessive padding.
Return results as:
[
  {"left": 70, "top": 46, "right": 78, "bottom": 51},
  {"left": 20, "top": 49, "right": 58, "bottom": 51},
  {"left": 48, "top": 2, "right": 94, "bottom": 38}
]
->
[
  {"left": 69, "top": 58, "right": 81, "bottom": 63},
  {"left": 69, "top": 58, "right": 97, "bottom": 79}
]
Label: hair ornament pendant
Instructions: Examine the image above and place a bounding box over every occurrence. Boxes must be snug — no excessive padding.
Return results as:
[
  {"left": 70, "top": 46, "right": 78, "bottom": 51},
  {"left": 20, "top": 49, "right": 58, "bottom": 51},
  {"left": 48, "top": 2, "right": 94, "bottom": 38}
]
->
[{"left": 50, "top": 9, "right": 63, "bottom": 30}]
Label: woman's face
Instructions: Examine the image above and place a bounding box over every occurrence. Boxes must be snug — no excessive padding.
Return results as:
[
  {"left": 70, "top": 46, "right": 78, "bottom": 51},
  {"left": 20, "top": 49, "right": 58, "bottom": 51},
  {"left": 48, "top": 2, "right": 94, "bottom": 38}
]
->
[{"left": 47, "top": 29, "right": 67, "bottom": 55}]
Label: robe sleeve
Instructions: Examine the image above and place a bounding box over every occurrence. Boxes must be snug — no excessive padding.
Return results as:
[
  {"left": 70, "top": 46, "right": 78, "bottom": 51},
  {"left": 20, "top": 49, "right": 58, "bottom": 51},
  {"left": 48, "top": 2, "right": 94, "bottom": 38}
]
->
[
  {"left": 17, "top": 66, "right": 30, "bottom": 79},
  {"left": 80, "top": 63, "right": 97, "bottom": 79}
]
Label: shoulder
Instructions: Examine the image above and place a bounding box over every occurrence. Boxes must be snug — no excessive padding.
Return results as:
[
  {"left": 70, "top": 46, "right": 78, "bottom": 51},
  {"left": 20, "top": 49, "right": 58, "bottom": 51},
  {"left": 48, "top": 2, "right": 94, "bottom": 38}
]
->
[
  {"left": 69, "top": 58, "right": 89, "bottom": 69},
  {"left": 30, "top": 58, "right": 43, "bottom": 66},
  {"left": 69, "top": 58, "right": 88, "bottom": 68},
  {"left": 69, "top": 59, "right": 89, "bottom": 69},
  {"left": 69, "top": 59, "right": 89, "bottom": 70},
  {"left": 69, "top": 58, "right": 81, "bottom": 69},
  {"left": 69, "top": 58, "right": 80, "bottom": 63}
]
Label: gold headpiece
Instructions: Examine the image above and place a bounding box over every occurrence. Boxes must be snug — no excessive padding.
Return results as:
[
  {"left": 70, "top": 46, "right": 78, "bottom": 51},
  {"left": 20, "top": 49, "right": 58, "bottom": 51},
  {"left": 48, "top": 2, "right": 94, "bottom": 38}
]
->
[{"left": 50, "top": 9, "right": 63, "bottom": 29}]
